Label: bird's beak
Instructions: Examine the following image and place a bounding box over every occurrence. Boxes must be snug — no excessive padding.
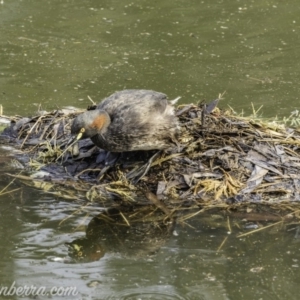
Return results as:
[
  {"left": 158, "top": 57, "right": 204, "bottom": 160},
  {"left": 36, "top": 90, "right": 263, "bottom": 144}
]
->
[
  {"left": 56, "top": 128, "right": 85, "bottom": 162},
  {"left": 76, "top": 128, "right": 85, "bottom": 140},
  {"left": 65, "top": 127, "right": 85, "bottom": 149},
  {"left": 75, "top": 129, "right": 84, "bottom": 141}
]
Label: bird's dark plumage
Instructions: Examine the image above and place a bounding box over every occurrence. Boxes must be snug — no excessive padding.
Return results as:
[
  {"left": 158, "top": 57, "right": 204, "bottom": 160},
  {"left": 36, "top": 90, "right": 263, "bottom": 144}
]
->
[{"left": 71, "top": 89, "right": 180, "bottom": 152}]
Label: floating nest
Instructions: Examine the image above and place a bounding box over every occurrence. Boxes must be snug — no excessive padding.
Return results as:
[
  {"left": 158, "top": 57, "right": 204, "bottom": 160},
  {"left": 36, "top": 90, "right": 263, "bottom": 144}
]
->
[{"left": 1, "top": 101, "right": 300, "bottom": 219}]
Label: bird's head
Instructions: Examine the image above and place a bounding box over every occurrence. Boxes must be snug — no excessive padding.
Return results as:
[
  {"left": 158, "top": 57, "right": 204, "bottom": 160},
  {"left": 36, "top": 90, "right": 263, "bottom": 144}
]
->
[{"left": 71, "top": 110, "right": 111, "bottom": 139}]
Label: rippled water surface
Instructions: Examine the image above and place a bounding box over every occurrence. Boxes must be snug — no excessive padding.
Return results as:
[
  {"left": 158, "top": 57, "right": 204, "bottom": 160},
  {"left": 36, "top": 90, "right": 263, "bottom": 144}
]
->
[
  {"left": 1, "top": 0, "right": 300, "bottom": 117},
  {"left": 1, "top": 0, "right": 300, "bottom": 299},
  {"left": 1, "top": 162, "right": 300, "bottom": 300}
]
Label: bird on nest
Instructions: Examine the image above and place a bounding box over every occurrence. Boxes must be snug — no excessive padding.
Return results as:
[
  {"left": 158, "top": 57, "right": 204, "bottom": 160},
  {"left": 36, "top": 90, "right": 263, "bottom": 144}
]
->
[{"left": 70, "top": 89, "right": 180, "bottom": 182}]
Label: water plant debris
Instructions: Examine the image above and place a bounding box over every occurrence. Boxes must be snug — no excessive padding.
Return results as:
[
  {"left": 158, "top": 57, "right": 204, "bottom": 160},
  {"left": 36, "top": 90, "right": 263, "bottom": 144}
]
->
[{"left": 1, "top": 101, "right": 300, "bottom": 216}]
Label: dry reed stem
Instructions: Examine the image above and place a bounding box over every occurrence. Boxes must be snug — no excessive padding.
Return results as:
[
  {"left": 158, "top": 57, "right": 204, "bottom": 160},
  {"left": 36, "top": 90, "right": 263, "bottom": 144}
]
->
[
  {"left": 20, "top": 115, "right": 45, "bottom": 148},
  {"left": 0, "top": 187, "right": 21, "bottom": 197}
]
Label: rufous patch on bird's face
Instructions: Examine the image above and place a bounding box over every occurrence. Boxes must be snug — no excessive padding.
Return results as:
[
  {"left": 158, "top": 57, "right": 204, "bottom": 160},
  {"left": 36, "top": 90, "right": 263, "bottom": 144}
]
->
[{"left": 90, "top": 114, "right": 108, "bottom": 130}]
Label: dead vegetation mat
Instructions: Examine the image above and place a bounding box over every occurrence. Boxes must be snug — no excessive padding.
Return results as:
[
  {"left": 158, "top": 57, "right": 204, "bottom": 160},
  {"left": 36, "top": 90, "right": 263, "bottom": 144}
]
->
[{"left": 1, "top": 103, "right": 300, "bottom": 216}]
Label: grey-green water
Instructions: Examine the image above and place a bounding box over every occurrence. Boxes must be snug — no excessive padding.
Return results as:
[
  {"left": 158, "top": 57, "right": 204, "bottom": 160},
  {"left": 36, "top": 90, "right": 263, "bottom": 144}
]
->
[
  {"left": 1, "top": 0, "right": 300, "bottom": 117},
  {"left": 1, "top": 0, "right": 300, "bottom": 299}
]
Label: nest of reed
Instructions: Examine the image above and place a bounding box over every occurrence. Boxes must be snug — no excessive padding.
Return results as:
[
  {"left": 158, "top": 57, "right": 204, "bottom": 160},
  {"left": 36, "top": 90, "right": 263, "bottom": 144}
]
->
[{"left": 1, "top": 101, "right": 300, "bottom": 225}]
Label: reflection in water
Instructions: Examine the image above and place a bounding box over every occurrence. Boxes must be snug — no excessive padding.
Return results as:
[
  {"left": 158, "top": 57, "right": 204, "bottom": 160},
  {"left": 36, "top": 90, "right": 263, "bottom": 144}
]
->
[
  {"left": 8, "top": 189, "right": 300, "bottom": 300},
  {"left": 67, "top": 207, "right": 175, "bottom": 263},
  {"left": 1, "top": 144, "right": 300, "bottom": 299}
]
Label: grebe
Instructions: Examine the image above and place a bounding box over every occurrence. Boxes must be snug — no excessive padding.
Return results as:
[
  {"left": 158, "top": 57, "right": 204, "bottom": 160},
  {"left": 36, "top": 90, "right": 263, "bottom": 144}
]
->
[{"left": 71, "top": 89, "right": 180, "bottom": 152}]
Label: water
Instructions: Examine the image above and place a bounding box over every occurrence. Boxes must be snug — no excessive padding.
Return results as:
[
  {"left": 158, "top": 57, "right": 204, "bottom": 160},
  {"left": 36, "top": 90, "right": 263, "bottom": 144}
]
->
[
  {"left": 1, "top": 0, "right": 300, "bottom": 299},
  {"left": 1, "top": 0, "right": 300, "bottom": 117},
  {"left": 2, "top": 173, "right": 300, "bottom": 300}
]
